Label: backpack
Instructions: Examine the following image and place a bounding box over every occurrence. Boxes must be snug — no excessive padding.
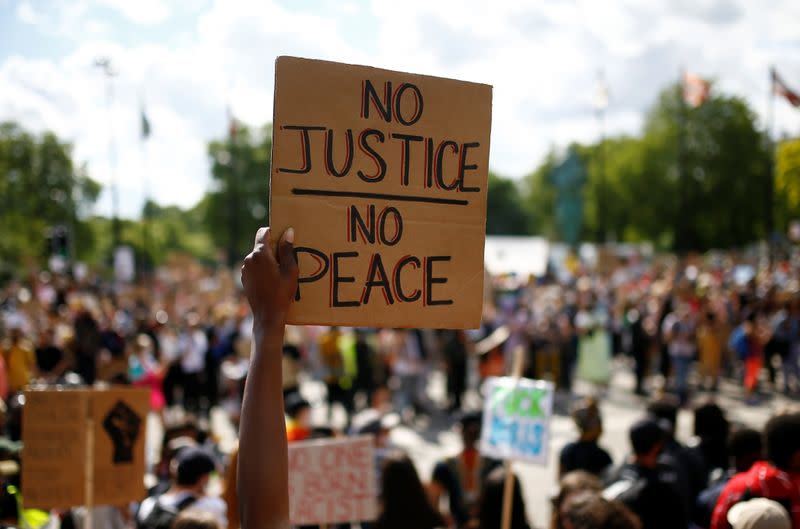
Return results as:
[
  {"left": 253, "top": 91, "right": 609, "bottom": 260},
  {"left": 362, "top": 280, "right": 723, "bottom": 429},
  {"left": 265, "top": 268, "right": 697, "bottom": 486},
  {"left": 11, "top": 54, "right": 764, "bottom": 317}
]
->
[{"left": 137, "top": 494, "right": 197, "bottom": 529}]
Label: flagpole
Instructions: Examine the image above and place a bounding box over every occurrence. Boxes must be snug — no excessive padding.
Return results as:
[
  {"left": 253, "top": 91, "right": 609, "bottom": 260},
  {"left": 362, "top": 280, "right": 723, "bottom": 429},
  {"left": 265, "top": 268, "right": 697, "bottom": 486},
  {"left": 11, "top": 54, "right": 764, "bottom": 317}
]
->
[
  {"left": 676, "top": 67, "right": 689, "bottom": 253},
  {"left": 766, "top": 67, "right": 776, "bottom": 259},
  {"left": 140, "top": 106, "right": 152, "bottom": 276}
]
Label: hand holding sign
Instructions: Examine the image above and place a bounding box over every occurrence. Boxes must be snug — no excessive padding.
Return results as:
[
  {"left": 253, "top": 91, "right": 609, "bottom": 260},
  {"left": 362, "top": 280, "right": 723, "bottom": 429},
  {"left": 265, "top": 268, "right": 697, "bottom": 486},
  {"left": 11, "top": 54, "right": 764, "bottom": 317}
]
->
[{"left": 241, "top": 227, "right": 299, "bottom": 330}]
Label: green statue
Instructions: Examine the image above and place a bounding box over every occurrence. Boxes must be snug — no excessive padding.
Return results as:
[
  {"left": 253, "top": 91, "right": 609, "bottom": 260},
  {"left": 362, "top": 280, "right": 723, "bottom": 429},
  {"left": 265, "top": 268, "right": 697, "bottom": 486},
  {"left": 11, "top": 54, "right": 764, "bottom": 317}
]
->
[{"left": 549, "top": 148, "right": 586, "bottom": 246}]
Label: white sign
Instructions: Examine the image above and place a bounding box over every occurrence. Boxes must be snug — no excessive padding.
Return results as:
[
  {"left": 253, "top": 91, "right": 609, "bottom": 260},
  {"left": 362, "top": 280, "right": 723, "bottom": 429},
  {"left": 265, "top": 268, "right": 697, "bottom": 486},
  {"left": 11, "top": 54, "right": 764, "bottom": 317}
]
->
[
  {"left": 288, "top": 436, "right": 377, "bottom": 525},
  {"left": 480, "top": 377, "right": 554, "bottom": 465}
]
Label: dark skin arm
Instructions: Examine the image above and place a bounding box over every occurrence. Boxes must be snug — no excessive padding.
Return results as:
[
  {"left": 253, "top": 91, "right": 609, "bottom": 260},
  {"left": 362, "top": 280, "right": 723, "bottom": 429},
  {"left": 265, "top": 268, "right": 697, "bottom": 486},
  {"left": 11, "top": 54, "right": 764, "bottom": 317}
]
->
[{"left": 238, "top": 227, "right": 298, "bottom": 529}]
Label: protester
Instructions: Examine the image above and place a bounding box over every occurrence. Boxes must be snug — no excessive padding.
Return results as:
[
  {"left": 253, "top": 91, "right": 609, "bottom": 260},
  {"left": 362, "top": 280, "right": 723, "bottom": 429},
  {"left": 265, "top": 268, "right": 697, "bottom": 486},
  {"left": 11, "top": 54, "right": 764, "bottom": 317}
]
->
[
  {"left": 284, "top": 393, "right": 312, "bottom": 443},
  {"left": 551, "top": 471, "right": 602, "bottom": 529},
  {"left": 374, "top": 452, "right": 445, "bottom": 529},
  {"left": 172, "top": 510, "right": 222, "bottom": 529},
  {"left": 477, "top": 467, "right": 531, "bottom": 529},
  {"left": 430, "top": 411, "right": 498, "bottom": 527},
  {"left": 711, "top": 412, "right": 800, "bottom": 529},
  {"left": 726, "top": 498, "right": 790, "bottom": 529},
  {"left": 137, "top": 447, "right": 226, "bottom": 529},
  {"left": 695, "top": 428, "right": 762, "bottom": 529},
  {"left": 603, "top": 418, "right": 688, "bottom": 529},
  {"left": 559, "top": 398, "right": 613, "bottom": 478},
  {"left": 559, "top": 491, "right": 642, "bottom": 529}
]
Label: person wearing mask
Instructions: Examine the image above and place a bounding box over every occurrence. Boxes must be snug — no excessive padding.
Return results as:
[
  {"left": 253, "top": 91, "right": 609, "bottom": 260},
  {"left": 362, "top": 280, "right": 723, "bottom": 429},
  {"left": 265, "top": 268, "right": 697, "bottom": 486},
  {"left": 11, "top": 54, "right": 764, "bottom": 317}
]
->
[
  {"left": 711, "top": 412, "right": 800, "bottom": 529},
  {"left": 694, "top": 428, "right": 762, "bottom": 529},
  {"left": 603, "top": 418, "right": 687, "bottom": 529},
  {"left": 137, "top": 447, "right": 226, "bottom": 529},
  {"left": 429, "top": 411, "right": 499, "bottom": 527},
  {"left": 559, "top": 398, "right": 613, "bottom": 478},
  {"left": 373, "top": 453, "right": 445, "bottom": 529},
  {"left": 476, "top": 467, "right": 531, "bottom": 529}
]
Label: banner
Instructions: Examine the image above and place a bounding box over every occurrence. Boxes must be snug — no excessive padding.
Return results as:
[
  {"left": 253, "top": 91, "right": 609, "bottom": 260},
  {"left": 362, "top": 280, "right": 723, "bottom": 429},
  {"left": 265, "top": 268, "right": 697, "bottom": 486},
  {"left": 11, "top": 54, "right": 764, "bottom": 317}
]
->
[
  {"left": 270, "top": 56, "right": 492, "bottom": 329},
  {"left": 480, "top": 377, "right": 554, "bottom": 465},
  {"left": 288, "top": 436, "right": 376, "bottom": 525},
  {"left": 22, "top": 388, "right": 149, "bottom": 509}
]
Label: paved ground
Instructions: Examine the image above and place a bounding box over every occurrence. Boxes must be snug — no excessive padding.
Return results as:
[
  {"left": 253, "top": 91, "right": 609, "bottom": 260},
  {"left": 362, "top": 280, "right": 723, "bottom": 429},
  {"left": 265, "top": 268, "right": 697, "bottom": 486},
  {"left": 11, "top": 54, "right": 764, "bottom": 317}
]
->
[{"left": 147, "top": 358, "right": 793, "bottom": 528}]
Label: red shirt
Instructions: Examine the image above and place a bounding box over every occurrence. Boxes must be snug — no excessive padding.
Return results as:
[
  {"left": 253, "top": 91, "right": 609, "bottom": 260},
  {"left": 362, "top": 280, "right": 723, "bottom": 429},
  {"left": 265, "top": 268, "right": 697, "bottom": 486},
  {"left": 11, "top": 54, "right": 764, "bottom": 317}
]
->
[{"left": 711, "top": 462, "right": 800, "bottom": 529}]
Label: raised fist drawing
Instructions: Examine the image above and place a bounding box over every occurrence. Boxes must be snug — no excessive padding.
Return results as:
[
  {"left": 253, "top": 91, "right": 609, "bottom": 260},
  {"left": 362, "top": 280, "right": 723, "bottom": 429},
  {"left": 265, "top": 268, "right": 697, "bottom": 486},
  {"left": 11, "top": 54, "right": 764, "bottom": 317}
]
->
[{"left": 102, "top": 400, "right": 142, "bottom": 464}]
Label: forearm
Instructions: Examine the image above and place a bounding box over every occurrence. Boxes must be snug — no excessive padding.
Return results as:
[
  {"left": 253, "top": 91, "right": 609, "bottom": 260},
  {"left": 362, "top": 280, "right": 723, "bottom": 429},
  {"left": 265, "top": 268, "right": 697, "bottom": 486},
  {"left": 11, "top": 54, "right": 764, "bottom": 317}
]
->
[{"left": 238, "top": 323, "right": 290, "bottom": 529}]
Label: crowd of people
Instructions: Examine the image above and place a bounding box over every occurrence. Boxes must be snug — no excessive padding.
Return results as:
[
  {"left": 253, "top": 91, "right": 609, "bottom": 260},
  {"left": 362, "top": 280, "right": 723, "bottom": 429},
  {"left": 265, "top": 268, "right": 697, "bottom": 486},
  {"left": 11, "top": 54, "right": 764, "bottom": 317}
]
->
[{"left": 0, "top": 234, "right": 799, "bottom": 529}]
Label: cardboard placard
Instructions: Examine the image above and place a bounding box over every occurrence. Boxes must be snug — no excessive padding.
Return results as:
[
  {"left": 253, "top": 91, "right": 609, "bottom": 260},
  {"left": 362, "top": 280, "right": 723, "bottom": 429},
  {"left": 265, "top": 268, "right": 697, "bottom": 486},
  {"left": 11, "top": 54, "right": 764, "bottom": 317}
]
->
[
  {"left": 479, "top": 377, "right": 554, "bottom": 465},
  {"left": 288, "top": 436, "right": 376, "bottom": 525},
  {"left": 270, "top": 56, "right": 492, "bottom": 329},
  {"left": 22, "top": 388, "right": 149, "bottom": 509}
]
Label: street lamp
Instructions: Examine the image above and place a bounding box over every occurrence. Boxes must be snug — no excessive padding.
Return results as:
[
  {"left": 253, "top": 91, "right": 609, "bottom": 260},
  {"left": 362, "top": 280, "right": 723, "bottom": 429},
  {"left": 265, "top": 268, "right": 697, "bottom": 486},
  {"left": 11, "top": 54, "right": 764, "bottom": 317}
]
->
[{"left": 94, "top": 56, "right": 120, "bottom": 250}]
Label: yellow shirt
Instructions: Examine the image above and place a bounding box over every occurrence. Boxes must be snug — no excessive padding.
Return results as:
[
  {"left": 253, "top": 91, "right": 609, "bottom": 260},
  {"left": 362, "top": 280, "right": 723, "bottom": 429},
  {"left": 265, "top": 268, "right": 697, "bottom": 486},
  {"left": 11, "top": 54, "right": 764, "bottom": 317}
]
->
[{"left": 2, "top": 341, "right": 35, "bottom": 392}]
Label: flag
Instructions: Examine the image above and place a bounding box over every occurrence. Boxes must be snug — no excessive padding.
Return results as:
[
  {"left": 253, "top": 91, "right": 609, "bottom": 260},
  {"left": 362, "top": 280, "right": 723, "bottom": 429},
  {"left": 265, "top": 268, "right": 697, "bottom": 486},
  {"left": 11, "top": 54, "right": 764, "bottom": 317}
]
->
[
  {"left": 683, "top": 72, "right": 710, "bottom": 108},
  {"left": 593, "top": 71, "right": 609, "bottom": 111},
  {"left": 140, "top": 109, "right": 151, "bottom": 140},
  {"left": 771, "top": 67, "right": 800, "bottom": 108},
  {"left": 227, "top": 105, "right": 238, "bottom": 139}
]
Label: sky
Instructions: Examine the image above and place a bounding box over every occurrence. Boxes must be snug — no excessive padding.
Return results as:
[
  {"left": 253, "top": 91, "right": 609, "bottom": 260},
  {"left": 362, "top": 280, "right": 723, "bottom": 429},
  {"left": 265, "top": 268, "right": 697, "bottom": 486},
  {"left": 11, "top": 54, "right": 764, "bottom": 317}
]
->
[{"left": 1, "top": 0, "right": 799, "bottom": 218}]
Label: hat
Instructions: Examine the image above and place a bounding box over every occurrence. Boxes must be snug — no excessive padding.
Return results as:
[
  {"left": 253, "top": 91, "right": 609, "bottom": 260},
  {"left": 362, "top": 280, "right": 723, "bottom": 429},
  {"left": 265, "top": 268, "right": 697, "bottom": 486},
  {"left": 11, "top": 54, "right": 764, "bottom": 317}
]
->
[
  {"left": 175, "top": 447, "right": 216, "bottom": 486},
  {"left": 629, "top": 418, "right": 664, "bottom": 455},
  {"left": 727, "top": 498, "right": 791, "bottom": 529},
  {"left": 474, "top": 326, "right": 510, "bottom": 356},
  {"left": 284, "top": 393, "right": 311, "bottom": 417},
  {"left": 350, "top": 409, "right": 400, "bottom": 435}
]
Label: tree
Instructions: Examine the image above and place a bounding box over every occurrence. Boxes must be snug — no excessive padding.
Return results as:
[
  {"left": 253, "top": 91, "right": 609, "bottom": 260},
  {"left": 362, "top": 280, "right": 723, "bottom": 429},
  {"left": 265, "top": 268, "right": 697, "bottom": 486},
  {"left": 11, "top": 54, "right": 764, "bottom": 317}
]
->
[
  {"left": 0, "top": 121, "right": 100, "bottom": 274},
  {"left": 775, "top": 138, "right": 800, "bottom": 232},
  {"left": 524, "top": 85, "right": 771, "bottom": 251},
  {"left": 486, "top": 172, "right": 531, "bottom": 235},
  {"left": 206, "top": 124, "right": 272, "bottom": 265}
]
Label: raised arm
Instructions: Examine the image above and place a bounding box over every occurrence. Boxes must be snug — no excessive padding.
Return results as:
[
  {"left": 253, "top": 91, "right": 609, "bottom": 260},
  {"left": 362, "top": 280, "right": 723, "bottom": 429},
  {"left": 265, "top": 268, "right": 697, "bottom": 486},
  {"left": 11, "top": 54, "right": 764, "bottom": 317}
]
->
[{"left": 238, "top": 227, "right": 298, "bottom": 529}]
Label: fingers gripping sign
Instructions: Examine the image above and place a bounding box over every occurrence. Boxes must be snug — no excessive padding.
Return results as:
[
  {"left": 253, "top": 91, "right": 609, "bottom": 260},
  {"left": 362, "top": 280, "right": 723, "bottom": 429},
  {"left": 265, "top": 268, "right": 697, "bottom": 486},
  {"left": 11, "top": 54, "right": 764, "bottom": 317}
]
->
[{"left": 242, "top": 227, "right": 299, "bottom": 328}]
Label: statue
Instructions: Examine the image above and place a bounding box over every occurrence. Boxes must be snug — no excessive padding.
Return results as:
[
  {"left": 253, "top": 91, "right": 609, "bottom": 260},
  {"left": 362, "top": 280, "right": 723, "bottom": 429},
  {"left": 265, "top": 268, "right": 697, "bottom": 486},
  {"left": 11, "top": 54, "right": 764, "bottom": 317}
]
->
[{"left": 549, "top": 148, "right": 586, "bottom": 246}]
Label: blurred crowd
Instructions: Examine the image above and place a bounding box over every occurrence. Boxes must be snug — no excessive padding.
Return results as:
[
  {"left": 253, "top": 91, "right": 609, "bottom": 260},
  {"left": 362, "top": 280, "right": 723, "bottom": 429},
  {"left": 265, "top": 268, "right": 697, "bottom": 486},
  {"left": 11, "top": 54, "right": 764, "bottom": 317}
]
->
[{"left": 0, "top": 250, "right": 799, "bottom": 529}]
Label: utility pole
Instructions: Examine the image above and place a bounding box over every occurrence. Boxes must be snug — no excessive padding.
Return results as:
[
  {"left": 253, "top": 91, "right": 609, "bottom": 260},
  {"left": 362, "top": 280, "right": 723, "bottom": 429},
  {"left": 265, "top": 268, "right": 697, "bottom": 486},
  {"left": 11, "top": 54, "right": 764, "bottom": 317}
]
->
[
  {"left": 94, "top": 57, "right": 120, "bottom": 251},
  {"left": 594, "top": 70, "right": 609, "bottom": 243}
]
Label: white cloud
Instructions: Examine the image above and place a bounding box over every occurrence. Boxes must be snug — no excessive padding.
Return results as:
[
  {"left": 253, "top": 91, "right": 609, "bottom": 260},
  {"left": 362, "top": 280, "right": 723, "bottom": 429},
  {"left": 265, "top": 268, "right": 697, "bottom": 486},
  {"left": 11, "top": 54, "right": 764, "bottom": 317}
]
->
[
  {"left": 15, "top": 1, "right": 39, "bottom": 25},
  {"left": 0, "top": 0, "right": 799, "bottom": 221}
]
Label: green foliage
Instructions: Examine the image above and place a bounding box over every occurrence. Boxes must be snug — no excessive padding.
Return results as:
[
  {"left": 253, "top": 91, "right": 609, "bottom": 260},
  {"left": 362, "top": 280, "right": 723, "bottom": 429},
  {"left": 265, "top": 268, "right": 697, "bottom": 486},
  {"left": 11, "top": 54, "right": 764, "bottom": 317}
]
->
[
  {"left": 524, "top": 84, "right": 771, "bottom": 251},
  {"left": 0, "top": 121, "right": 100, "bottom": 274},
  {"left": 206, "top": 124, "right": 272, "bottom": 265},
  {"left": 776, "top": 138, "right": 800, "bottom": 230},
  {"left": 486, "top": 172, "right": 531, "bottom": 235}
]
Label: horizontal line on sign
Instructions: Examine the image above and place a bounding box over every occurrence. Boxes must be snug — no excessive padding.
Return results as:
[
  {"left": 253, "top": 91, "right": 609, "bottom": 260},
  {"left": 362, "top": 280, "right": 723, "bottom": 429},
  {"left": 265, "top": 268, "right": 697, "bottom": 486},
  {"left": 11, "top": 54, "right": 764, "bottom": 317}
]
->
[{"left": 291, "top": 188, "right": 469, "bottom": 206}]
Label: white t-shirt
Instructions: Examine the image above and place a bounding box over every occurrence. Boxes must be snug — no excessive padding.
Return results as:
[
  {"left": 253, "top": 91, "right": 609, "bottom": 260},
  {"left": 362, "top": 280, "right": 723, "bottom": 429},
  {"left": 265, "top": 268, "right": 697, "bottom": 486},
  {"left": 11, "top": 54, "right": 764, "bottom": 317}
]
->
[
  {"left": 138, "top": 491, "right": 227, "bottom": 528},
  {"left": 180, "top": 330, "right": 208, "bottom": 374}
]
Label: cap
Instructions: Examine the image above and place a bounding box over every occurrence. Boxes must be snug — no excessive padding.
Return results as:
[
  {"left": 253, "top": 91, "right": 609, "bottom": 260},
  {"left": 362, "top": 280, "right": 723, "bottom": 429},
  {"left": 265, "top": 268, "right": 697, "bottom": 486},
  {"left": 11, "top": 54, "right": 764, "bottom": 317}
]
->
[
  {"left": 175, "top": 447, "right": 216, "bottom": 486},
  {"left": 727, "top": 498, "right": 791, "bottom": 529}
]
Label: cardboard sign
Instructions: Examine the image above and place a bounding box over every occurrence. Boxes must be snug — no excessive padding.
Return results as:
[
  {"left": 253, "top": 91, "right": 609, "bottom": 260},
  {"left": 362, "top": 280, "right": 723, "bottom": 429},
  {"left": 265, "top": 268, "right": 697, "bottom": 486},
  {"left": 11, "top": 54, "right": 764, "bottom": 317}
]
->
[
  {"left": 288, "top": 435, "right": 376, "bottom": 525},
  {"left": 22, "top": 387, "right": 149, "bottom": 509},
  {"left": 270, "top": 56, "right": 492, "bottom": 328},
  {"left": 479, "top": 377, "right": 554, "bottom": 465}
]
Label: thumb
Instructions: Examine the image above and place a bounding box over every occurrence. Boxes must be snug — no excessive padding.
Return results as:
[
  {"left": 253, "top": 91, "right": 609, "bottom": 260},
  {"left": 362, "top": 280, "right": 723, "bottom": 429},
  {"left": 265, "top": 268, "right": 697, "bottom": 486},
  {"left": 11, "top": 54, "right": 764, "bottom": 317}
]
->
[{"left": 277, "top": 227, "right": 299, "bottom": 282}]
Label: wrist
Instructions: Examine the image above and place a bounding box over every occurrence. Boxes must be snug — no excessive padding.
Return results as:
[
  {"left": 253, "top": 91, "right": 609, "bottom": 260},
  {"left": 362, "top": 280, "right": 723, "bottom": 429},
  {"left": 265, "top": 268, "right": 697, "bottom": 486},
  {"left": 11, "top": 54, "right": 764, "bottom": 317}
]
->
[{"left": 252, "top": 311, "right": 287, "bottom": 336}]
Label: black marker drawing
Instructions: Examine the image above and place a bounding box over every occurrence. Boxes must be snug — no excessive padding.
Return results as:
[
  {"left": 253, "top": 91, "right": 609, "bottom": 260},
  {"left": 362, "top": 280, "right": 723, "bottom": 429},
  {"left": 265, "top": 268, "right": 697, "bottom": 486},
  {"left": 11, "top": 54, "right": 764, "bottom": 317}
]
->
[{"left": 102, "top": 400, "right": 142, "bottom": 464}]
